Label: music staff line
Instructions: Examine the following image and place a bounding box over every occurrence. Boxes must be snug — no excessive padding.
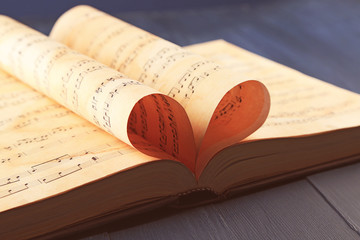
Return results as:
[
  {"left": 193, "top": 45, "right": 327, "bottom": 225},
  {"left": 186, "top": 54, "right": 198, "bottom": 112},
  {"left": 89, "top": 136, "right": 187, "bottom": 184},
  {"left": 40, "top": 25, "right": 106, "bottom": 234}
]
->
[
  {"left": 167, "top": 60, "right": 221, "bottom": 106},
  {"left": 0, "top": 124, "right": 114, "bottom": 177},
  {"left": 0, "top": 147, "right": 135, "bottom": 199},
  {"left": 0, "top": 137, "right": 134, "bottom": 186}
]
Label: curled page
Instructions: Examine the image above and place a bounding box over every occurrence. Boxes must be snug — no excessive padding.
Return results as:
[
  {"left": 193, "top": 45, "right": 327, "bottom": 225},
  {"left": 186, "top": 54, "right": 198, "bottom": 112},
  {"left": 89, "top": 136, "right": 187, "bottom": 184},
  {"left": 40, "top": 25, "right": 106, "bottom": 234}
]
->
[
  {"left": 0, "top": 16, "right": 196, "bottom": 170},
  {"left": 50, "top": 5, "right": 271, "bottom": 176}
]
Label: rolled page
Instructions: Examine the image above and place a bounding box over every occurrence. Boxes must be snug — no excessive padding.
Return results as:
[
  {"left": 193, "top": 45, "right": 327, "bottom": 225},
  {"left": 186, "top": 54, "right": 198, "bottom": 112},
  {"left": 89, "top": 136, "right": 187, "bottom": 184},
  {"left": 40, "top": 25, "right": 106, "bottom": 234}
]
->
[
  {"left": 0, "top": 16, "right": 197, "bottom": 170},
  {"left": 50, "top": 5, "right": 271, "bottom": 175}
]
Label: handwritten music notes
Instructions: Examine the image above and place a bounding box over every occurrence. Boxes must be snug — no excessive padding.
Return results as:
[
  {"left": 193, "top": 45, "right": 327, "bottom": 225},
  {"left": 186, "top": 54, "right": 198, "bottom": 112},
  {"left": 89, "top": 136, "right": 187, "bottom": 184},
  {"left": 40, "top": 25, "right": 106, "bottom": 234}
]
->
[
  {"left": 50, "top": 5, "right": 271, "bottom": 174},
  {"left": 186, "top": 40, "right": 360, "bottom": 140}
]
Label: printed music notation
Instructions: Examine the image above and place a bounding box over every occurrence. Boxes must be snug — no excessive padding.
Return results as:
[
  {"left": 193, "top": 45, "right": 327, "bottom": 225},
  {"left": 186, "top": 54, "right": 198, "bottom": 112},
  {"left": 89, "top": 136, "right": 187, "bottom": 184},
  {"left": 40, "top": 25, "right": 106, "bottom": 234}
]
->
[
  {"left": 209, "top": 54, "right": 360, "bottom": 128},
  {"left": 0, "top": 67, "right": 140, "bottom": 201},
  {"left": 91, "top": 78, "right": 141, "bottom": 131},
  {"left": 118, "top": 34, "right": 158, "bottom": 73},
  {"left": 0, "top": 148, "right": 134, "bottom": 199},
  {"left": 87, "top": 24, "right": 129, "bottom": 60},
  {"left": 138, "top": 46, "right": 190, "bottom": 85},
  {"left": 0, "top": 17, "right": 198, "bottom": 191},
  {"left": 53, "top": 9, "right": 228, "bottom": 109},
  {"left": 0, "top": 16, "right": 182, "bottom": 156},
  {"left": 210, "top": 86, "right": 243, "bottom": 124},
  {"left": 152, "top": 95, "right": 180, "bottom": 158},
  {"left": 127, "top": 94, "right": 182, "bottom": 159},
  {"left": 167, "top": 60, "right": 221, "bottom": 106}
]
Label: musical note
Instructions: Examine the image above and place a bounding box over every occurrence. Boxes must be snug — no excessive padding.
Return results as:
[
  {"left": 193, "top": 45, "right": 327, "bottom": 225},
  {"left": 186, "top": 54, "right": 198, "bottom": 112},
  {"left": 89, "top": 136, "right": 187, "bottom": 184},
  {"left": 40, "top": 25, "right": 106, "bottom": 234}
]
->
[
  {"left": 0, "top": 183, "right": 30, "bottom": 199},
  {"left": 0, "top": 13, "right": 202, "bottom": 207}
]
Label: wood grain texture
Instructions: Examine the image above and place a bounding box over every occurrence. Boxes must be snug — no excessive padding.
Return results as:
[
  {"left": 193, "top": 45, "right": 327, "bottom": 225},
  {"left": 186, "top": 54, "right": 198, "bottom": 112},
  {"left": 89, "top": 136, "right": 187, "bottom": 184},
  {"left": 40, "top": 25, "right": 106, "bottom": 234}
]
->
[
  {"left": 309, "top": 163, "right": 360, "bottom": 236},
  {"left": 113, "top": 0, "right": 360, "bottom": 94},
  {"left": 108, "top": 181, "right": 359, "bottom": 240},
  {"left": 81, "top": 233, "right": 110, "bottom": 240}
]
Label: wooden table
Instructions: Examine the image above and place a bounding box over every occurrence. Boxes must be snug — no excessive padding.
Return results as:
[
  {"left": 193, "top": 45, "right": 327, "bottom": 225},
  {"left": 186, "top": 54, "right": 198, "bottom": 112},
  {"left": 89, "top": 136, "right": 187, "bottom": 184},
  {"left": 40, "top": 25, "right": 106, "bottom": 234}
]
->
[{"left": 11, "top": 0, "right": 360, "bottom": 239}]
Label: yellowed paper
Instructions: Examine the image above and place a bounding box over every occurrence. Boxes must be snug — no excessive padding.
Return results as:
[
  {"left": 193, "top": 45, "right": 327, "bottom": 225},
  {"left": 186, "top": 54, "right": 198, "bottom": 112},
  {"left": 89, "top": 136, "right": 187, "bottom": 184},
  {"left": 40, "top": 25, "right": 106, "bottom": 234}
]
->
[
  {"left": 186, "top": 40, "right": 360, "bottom": 140},
  {"left": 50, "top": 5, "right": 271, "bottom": 175},
  {"left": 0, "top": 15, "right": 197, "bottom": 170},
  {"left": 0, "top": 69, "right": 162, "bottom": 212}
]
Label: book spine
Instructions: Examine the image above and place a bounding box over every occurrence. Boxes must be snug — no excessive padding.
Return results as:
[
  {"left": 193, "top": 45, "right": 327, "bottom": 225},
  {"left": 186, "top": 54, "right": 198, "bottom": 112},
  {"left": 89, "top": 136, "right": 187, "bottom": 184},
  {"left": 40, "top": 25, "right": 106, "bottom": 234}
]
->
[{"left": 172, "top": 187, "right": 224, "bottom": 208}]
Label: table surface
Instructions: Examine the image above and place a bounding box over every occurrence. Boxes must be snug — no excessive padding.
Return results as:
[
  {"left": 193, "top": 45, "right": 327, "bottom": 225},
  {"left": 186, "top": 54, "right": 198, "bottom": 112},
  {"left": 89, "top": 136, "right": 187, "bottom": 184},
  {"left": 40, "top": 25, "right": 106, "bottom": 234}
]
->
[{"left": 12, "top": 0, "right": 360, "bottom": 239}]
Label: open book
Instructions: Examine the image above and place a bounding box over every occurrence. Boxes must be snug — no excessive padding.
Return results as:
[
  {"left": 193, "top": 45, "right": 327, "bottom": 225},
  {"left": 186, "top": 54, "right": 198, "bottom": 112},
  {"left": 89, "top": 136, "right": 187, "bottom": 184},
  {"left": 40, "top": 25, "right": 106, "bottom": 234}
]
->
[{"left": 0, "top": 5, "right": 359, "bottom": 239}]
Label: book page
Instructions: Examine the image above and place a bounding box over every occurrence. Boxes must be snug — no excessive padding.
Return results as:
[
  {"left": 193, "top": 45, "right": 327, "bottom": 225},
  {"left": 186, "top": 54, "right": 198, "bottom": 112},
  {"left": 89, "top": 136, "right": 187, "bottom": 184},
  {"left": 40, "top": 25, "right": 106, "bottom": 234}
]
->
[
  {"left": 50, "top": 5, "right": 271, "bottom": 175},
  {"left": 186, "top": 40, "right": 360, "bottom": 140},
  {"left": 0, "top": 69, "right": 161, "bottom": 213},
  {"left": 0, "top": 15, "right": 197, "bottom": 170}
]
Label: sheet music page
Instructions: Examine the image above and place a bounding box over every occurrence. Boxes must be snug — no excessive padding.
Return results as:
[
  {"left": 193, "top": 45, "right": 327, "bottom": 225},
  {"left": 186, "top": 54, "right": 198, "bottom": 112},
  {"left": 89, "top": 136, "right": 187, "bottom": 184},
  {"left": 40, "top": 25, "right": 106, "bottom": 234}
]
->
[
  {"left": 0, "top": 15, "right": 197, "bottom": 171},
  {"left": 186, "top": 40, "right": 360, "bottom": 140},
  {"left": 0, "top": 69, "right": 163, "bottom": 213},
  {"left": 50, "top": 5, "right": 271, "bottom": 175}
]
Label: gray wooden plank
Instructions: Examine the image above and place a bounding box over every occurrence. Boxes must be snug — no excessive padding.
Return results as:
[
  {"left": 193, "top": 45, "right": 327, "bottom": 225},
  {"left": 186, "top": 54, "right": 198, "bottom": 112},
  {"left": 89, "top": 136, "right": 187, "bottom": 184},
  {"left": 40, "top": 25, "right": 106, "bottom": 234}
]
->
[
  {"left": 109, "top": 181, "right": 359, "bottom": 240},
  {"left": 309, "top": 163, "right": 360, "bottom": 235},
  {"left": 80, "top": 232, "right": 110, "bottom": 240},
  {"left": 112, "top": 0, "right": 360, "bottom": 93}
]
